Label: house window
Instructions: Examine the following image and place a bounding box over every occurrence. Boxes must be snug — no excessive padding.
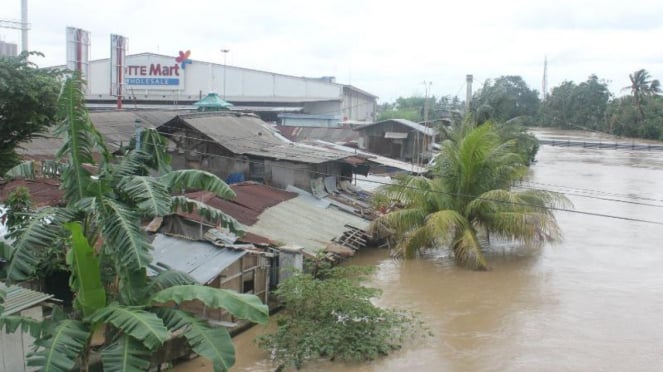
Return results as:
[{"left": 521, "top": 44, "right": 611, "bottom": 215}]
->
[{"left": 242, "top": 273, "right": 255, "bottom": 294}]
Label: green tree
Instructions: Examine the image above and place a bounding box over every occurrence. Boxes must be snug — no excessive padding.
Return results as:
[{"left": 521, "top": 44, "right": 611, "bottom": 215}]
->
[
  {"left": 377, "top": 108, "right": 422, "bottom": 122},
  {"left": 257, "top": 265, "right": 424, "bottom": 369},
  {"left": 1, "top": 78, "right": 268, "bottom": 371},
  {"left": 540, "top": 81, "right": 577, "bottom": 128},
  {"left": 0, "top": 52, "right": 62, "bottom": 174},
  {"left": 540, "top": 75, "right": 611, "bottom": 130},
  {"left": 472, "top": 76, "right": 540, "bottom": 123},
  {"left": 371, "top": 122, "right": 569, "bottom": 270},
  {"left": 377, "top": 95, "right": 464, "bottom": 123},
  {"left": 608, "top": 95, "right": 663, "bottom": 139},
  {"left": 623, "top": 69, "right": 661, "bottom": 120}
]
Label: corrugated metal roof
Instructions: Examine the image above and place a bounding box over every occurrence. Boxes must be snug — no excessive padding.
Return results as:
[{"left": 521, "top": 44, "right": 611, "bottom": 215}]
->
[
  {"left": 309, "top": 140, "right": 427, "bottom": 174},
  {"left": 150, "top": 234, "right": 247, "bottom": 284},
  {"left": 247, "top": 187, "right": 369, "bottom": 253},
  {"left": 17, "top": 110, "right": 180, "bottom": 157},
  {"left": 183, "top": 182, "right": 297, "bottom": 226},
  {"left": 167, "top": 113, "right": 354, "bottom": 164},
  {"left": 0, "top": 283, "right": 53, "bottom": 316},
  {"left": 277, "top": 126, "right": 359, "bottom": 144},
  {"left": 16, "top": 131, "right": 64, "bottom": 158},
  {"left": 90, "top": 110, "right": 178, "bottom": 150},
  {"left": 355, "top": 119, "right": 438, "bottom": 137}
]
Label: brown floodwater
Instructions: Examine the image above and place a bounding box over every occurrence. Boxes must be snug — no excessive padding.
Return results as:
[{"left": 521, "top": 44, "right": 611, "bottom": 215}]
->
[{"left": 229, "top": 129, "right": 663, "bottom": 372}]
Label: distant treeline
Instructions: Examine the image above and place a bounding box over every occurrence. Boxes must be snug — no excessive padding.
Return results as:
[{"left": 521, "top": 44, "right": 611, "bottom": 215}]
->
[{"left": 378, "top": 70, "right": 663, "bottom": 141}]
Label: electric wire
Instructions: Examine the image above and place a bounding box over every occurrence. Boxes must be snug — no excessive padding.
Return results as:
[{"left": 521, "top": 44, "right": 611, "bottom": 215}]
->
[
  {"left": 513, "top": 184, "right": 663, "bottom": 208},
  {"left": 519, "top": 180, "right": 663, "bottom": 203}
]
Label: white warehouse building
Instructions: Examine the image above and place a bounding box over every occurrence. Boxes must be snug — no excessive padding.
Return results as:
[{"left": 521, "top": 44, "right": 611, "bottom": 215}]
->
[{"left": 83, "top": 52, "right": 377, "bottom": 123}]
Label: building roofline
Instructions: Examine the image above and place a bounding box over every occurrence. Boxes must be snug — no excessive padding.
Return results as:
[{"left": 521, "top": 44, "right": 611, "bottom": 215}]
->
[
  {"left": 353, "top": 118, "right": 438, "bottom": 136},
  {"left": 81, "top": 52, "right": 371, "bottom": 93},
  {"left": 343, "top": 84, "right": 379, "bottom": 99}
]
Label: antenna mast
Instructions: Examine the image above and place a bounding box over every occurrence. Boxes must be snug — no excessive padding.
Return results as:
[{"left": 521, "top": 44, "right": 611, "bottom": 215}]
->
[{"left": 542, "top": 55, "right": 548, "bottom": 101}]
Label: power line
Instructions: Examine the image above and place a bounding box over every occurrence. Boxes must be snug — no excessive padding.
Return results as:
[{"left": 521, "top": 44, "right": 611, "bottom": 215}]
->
[
  {"left": 519, "top": 180, "right": 663, "bottom": 203},
  {"left": 513, "top": 184, "right": 663, "bottom": 208}
]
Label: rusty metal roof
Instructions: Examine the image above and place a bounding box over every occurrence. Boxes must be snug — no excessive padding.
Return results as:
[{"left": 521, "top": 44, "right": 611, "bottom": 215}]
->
[
  {"left": 184, "top": 182, "right": 297, "bottom": 226},
  {"left": 0, "top": 179, "right": 63, "bottom": 208},
  {"left": 163, "top": 112, "right": 355, "bottom": 164}
]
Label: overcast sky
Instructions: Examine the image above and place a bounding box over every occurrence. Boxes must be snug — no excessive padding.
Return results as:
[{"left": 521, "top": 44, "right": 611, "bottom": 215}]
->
[{"left": 3, "top": 0, "right": 663, "bottom": 102}]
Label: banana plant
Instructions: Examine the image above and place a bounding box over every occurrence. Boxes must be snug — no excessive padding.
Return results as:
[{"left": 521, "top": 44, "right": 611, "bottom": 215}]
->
[{"left": 3, "top": 77, "right": 268, "bottom": 371}]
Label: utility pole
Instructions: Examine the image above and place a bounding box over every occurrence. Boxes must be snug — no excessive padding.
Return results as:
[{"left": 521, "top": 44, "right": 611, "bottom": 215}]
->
[
  {"left": 542, "top": 55, "right": 548, "bottom": 101},
  {"left": 423, "top": 80, "right": 432, "bottom": 124},
  {"left": 20, "top": 0, "right": 27, "bottom": 52},
  {"left": 221, "top": 49, "right": 230, "bottom": 99},
  {"left": 465, "top": 74, "right": 473, "bottom": 114},
  {"left": 0, "top": 0, "right": 30, "bottom": 54},
  {"left": 420, "top": 81, "right": 432, "bottom": 167}
]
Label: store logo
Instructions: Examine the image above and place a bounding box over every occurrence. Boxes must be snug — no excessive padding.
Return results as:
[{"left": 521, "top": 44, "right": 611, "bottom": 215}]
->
[{"left": 176, "top": 50, "right": 192, "bottom": 69}]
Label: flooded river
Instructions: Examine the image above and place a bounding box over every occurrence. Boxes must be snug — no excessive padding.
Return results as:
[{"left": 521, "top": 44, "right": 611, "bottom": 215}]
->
[{"left": 231, "top": 129, "right": 663, "bottom": 371}]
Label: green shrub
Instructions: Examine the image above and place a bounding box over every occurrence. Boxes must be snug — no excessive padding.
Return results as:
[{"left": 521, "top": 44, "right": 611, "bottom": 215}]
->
[{"left": 257, "top": 265, "right": 426, "bottom": 369}]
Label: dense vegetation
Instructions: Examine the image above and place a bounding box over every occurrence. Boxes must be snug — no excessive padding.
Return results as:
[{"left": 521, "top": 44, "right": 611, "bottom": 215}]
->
[
  {"left": 0, "top": 78, "right": 268, "bottom": 371},
  {"left": 377, "top": 95, "right": 464, "bottom": 122},
  {"left": 371, "top": 122, "right": 570, "bottom": 270},
  {"left": 377, "top": 69, "right": 663, "bottom": 141},
  {"left": 0, "top": 53, "right": 62, "bottom": 174},
  {"left": 472, "top": 76, "right": 540, "bottom": 124},
  {"left": 257, "top": 264, "right": 425, "bottom": 369}
]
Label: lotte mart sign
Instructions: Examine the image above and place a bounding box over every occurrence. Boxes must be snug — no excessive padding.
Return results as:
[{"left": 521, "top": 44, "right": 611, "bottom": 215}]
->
[{"left": 124, "top": 51, "right": 191, "bottom": 90}]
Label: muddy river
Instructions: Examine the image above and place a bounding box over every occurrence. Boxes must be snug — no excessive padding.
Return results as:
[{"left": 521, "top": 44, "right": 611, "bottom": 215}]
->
[{"left": 227, "top": 129, "right": 663, "bottom": 371}]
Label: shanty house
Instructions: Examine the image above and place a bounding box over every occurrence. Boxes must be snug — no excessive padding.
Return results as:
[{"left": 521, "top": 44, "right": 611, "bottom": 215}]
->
[
  {"left": 149, "top": 233, "right": 270, "bottom": 326},
  {"left": 353, "top": 119, "right": 438, "bottom": 163},
  {"left": 16, "top": 110, "right": 179, "bottom": 160},
  {"left": 157, "top": 112, "right": 365, "bottom": 192},
  {"left": 0, "top": 284, "right": 55, "bottom": 372}
]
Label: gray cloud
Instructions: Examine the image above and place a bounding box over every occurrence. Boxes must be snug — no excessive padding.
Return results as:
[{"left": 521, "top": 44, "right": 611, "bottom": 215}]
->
[{"left": 3, "top": 0, "right": 663, "bottom": 102}]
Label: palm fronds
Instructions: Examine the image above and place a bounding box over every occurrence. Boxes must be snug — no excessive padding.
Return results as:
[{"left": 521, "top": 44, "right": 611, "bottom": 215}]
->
[{"left": 371, "top": 121, "right": 570, "bottom": 269}]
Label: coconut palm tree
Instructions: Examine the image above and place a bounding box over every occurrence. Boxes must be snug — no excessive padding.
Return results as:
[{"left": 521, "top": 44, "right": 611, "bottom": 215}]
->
[
  {"left": 371, "top": 122, "right": 569, "bottom": 270},
  {"left": 624, "top": 69, "right": 662, "bottom": 120},
  {"left": 1, "top": 78, "right": 268, "bottom": 371}
]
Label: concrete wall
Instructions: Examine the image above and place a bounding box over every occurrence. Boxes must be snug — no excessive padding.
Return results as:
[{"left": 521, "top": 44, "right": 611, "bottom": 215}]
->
[
  {"left": 266, "top": 161, "right": 312, "bottom": 190},
  {"left": 302, "top": 101, "right": 342, "bottom": 119},
  {"left": 342, "top": 88, "right": 376, "bottom": 122}
]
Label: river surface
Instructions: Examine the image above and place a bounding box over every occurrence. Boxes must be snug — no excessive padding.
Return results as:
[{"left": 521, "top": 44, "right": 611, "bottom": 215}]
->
[{"left": 230, "top": 128, "right": 663, "bottom": 371}]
